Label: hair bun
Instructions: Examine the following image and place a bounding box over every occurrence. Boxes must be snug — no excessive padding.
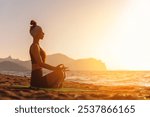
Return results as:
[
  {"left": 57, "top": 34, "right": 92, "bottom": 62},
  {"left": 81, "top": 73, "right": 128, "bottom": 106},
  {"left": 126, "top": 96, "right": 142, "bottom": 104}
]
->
[{"left": 30, "top": 20, "right": 37, "bottom": 26}]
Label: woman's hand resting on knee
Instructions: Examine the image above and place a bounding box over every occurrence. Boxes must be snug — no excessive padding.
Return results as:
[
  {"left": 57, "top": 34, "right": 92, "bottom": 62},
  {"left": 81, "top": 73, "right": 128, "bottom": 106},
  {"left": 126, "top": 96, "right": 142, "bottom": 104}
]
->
[{"left": 55, "top": 64, "right": 69, "bottom": 71}]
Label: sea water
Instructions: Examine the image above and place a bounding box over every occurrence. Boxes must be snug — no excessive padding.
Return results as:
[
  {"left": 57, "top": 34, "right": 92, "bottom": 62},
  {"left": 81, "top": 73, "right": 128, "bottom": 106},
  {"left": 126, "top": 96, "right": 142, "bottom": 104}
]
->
[
  {"left": 1, "top": 71, "right": 150, "bottom": 87},
  {"left": 66, "top": 71, "right": 150, "bottom": 87}
]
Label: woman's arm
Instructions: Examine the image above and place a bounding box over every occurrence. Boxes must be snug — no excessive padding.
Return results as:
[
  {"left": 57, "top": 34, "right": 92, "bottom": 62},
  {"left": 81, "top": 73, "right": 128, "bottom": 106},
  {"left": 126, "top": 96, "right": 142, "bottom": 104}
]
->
[{"left": 31, "top": 44, "right": 56, "bottom": 71}]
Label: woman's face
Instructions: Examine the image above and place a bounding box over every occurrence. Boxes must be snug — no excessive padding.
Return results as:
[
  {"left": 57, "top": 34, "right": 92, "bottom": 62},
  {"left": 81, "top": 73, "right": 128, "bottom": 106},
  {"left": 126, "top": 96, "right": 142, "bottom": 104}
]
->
[
  {"left": 37, "top": 31, "right": 44, "bottom": 40},
  {"left": 40, "top": 31, "right": 44, "bottom": 39}
]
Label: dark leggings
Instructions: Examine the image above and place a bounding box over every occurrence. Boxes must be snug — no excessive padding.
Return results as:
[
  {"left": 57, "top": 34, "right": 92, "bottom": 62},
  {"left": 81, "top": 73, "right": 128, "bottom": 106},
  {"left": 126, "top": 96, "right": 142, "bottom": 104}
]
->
[{"left": 31, "top": 68, "right": 65, "bottom": 88}]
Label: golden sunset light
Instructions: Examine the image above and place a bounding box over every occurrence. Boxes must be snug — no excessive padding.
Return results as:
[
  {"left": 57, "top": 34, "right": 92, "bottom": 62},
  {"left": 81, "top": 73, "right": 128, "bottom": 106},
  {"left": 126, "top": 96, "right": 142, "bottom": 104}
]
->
[
  {"left": 1, "top": 0, "right": 150, "bottom": 102},
  {"left": 1, "top": 0, "right": 150, "bottom": 70}
]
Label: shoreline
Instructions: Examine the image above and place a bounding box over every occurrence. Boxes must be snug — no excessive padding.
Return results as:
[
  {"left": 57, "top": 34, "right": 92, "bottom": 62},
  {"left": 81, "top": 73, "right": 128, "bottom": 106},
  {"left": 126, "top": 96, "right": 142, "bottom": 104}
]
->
[{"left": 0, "top": 73, "right": 150, "bottom": 100}]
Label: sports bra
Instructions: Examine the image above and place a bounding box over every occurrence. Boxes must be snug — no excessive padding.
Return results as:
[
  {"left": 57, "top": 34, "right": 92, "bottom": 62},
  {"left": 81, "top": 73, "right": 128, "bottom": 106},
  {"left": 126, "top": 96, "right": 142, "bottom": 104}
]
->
[{"left": 29, "top": 44, "right": 46, "bottom": 64}]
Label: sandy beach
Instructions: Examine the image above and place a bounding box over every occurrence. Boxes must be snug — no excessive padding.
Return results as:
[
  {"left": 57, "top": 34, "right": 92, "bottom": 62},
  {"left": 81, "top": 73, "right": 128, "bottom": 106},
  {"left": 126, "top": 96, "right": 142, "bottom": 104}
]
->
[{"left": 0, "top": 73, "right": 150, "bottom": 100}]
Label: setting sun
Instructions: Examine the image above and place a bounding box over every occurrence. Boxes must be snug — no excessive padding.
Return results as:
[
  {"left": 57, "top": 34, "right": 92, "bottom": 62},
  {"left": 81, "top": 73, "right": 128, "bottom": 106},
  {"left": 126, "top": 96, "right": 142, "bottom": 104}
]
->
[{"left": 91, "top": 0, "right": 150, "bottom": 70}]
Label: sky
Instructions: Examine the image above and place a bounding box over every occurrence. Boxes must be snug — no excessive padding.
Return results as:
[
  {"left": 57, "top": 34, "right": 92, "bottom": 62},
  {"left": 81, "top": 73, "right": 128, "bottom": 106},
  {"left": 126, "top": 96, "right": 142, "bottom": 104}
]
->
[{"left": 1, "top": 0, "right": 150, "bottom": 70}]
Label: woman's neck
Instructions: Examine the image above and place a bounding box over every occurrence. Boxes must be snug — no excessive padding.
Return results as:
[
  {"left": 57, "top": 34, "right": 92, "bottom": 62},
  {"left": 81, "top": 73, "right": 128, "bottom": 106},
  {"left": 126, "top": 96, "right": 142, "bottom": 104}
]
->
[{"left": 33, "top": 38, "right": 39, "bottom": 44}]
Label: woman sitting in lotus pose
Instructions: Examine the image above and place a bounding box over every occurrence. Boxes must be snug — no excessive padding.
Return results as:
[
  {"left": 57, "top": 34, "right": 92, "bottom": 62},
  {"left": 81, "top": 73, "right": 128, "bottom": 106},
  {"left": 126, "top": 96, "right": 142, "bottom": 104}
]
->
[{"left": 29, "top": 20, "right": 66, "bottom": 88}]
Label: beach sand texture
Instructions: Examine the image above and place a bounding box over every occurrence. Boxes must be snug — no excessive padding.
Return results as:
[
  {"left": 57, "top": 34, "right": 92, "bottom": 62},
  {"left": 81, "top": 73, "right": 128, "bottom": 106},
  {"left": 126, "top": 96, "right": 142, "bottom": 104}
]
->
[{"left": 0, "top": 73, "right": 150, "bottom": 100}]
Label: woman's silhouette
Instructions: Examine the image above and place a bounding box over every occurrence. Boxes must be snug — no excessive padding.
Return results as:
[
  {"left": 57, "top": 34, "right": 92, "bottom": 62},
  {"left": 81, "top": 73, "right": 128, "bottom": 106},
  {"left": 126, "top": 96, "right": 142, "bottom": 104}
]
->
[{"left": 29, "top": 20, "right": 66, "bottom": 88}]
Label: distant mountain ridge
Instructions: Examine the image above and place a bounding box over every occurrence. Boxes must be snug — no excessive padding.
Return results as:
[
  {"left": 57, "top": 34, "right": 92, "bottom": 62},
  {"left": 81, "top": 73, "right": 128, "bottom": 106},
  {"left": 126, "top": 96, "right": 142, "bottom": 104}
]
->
[
  {"left": 0, "top": 61, "right": 29, "bottom": 72},
  {"left": 0, "top": 53, "right": 107, "bottom": 72},
  {"left": 67, "top": 58, "right": 106, "bottom": 71},
  {"left": 46, "top": 53, "right": 74, "bottom": 66},
  {"left": 0, "top": 56, "right": 31, "bottom": 70}
]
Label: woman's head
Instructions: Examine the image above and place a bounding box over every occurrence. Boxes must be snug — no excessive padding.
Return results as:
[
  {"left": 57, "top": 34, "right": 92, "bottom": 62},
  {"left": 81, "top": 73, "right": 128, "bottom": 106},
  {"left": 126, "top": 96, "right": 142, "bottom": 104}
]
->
[{"left": 30, "top": 20, "right": 44, "bottom": 39}]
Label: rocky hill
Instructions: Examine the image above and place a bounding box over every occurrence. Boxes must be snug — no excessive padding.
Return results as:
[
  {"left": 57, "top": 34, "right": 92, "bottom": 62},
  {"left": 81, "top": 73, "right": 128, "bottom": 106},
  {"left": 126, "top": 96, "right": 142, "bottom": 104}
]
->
[
  {"left": 0, "top": 54, "right": 107, "bottom": 71},
  {"left": 0, "top": 61, "right": 29, "bottom": 72}
]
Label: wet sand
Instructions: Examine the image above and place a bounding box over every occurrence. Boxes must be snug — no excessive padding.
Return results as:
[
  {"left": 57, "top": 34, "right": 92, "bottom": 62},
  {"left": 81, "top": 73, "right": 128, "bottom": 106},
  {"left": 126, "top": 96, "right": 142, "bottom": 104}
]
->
[{"left": 0, "top": 73, "right": 150, "bottom": 100}]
